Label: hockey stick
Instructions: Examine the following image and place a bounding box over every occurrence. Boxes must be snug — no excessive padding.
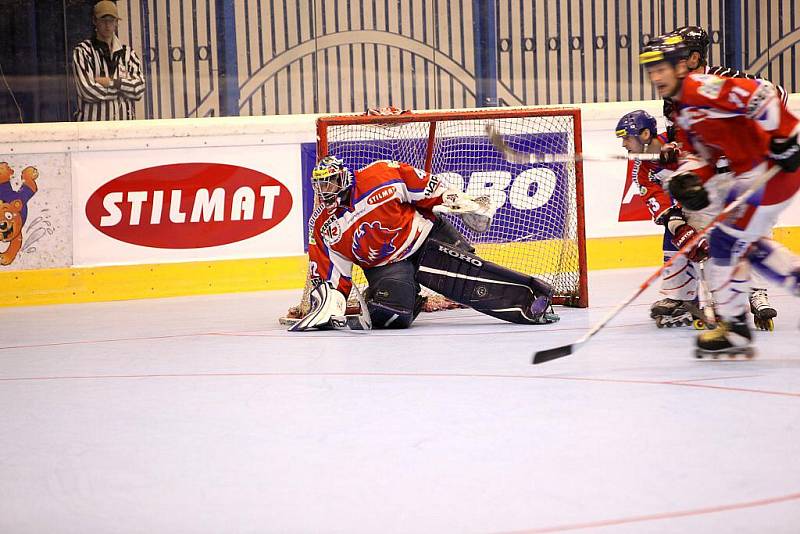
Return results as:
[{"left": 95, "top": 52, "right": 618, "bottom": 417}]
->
[
  {"left": 532, "top": 164, "right": 782, "bottom": 365},
  {"left": 486, "top": 124, "right": 662, "bottom": 164},
  {"left": 696, "top": 261, "right": 718, "bottom": 327}
]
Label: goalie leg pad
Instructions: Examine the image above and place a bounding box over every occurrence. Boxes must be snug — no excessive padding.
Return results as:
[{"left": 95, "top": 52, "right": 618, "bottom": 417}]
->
[
  {"left": 363, "top": 261, "right": 419, "bottom": 329},
  {"left": 427, "top": 217, "right": 476, "bottom": 253},
  {"left": 288, "top": 282, "right": 347, "bottom": 332},
  {"left": 416, "top": 239, "right": 557, "bottom": 325}
]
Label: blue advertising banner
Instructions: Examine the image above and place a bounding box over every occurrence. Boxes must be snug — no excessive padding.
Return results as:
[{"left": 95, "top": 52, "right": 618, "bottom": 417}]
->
[{"left": 300, "top": 132, "right": 572, "bottom": 251}]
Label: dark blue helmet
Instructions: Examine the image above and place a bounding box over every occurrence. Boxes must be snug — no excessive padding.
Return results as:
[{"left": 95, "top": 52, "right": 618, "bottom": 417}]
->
[{"left": 615, "top": 110, "right": 657, "bottom": 139}]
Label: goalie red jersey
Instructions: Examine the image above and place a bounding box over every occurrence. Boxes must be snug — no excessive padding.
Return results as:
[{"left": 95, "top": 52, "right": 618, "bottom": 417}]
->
[
  {"left": 674, "top": 74, "right": 800, "bottom": 204},
  {"left": 307, "top": 160, "right": 449, "bottom": 297}
]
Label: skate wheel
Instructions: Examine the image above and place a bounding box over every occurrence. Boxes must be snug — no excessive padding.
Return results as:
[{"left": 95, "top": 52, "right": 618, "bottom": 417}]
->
[
  {"left": 693, "top": 319, "right": 705, "bottom": 330},
  {"left": 754, "top": 318, "right": 774, "bottom": 331},
  {"left": 655, "top": 318, "right": 665, "bottom": 328}
]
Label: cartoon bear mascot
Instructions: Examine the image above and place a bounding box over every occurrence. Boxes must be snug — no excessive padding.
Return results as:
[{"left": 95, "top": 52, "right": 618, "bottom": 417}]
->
[{"left": 0, "top": 162, "right": 39, "bottom": 266}]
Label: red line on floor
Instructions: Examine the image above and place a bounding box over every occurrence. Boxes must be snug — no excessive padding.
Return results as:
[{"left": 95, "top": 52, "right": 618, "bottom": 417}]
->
[
  {"left": 0, "top": 322, "right": 655, "bottom": 350},
  {"left": 0, "top": 371, "right": 797, "bottom": 398},
  {"left": 503, "top": 491, "right": 800, "bottom": 533}
]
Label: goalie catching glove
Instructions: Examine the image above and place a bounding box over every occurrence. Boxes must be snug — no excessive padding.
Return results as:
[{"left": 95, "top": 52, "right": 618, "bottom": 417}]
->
[
  {"left": 433, "top": 190, "right": 497, "bottom": 233},
  {"left": 288, "top": 281, "right": 347, "bottom": 331}
]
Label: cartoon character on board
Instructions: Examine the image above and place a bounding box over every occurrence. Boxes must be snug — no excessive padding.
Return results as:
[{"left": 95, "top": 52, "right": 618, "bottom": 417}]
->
[{"left": 0, "top": 162, "right": 39, "bottom": 265}]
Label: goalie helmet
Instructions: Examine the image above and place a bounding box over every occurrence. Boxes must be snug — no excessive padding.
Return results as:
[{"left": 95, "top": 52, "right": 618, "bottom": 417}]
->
[
  {"left": 615, "top": 110, "right": 657, "bottom": 139},
  {"left": 639, "top": 34, "right": 690, "bottom": 66},
  {"left": 311, "top": 155, "right": 353, "bottom": 206},
  {"left": 670, "top": 26, "right": 709, "bottom": 62}
]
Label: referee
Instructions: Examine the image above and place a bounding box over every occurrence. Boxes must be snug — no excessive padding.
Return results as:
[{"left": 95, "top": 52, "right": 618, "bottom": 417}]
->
[{"left": 72, "top": 1, "right": 145, "bottom": 121}]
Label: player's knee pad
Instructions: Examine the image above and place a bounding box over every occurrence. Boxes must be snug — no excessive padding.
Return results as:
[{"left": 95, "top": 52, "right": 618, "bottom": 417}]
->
[
  {"left": 660, "top": 251, "right": 698, "bottom": 301},
  {"left": 363, "top": 263, "right": 419, "bottom": 329},
  {"left": 416, "top": 239, "right": 555, "bottom": 324},
  {"left": 367, "top": 299, "right": 415, "bottom": 329}
]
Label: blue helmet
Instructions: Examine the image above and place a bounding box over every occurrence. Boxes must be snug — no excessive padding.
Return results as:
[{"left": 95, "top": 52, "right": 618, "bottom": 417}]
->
[{"left": 615, "top": 110, "right": 657, "bottom": 139}]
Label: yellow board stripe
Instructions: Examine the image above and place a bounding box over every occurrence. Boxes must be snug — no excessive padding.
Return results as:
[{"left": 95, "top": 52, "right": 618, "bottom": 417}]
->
[
  {"left": 0, "top": 256, "right": 308, "bottom": 307},
  {"left": 2, "top": 227, "right": 799, "bottom": 308}
]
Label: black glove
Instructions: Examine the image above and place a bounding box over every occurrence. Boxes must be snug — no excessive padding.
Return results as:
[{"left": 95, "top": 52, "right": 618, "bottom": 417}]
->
[
  {"left": 668, "top": 172, "right": 710, "bottom": 211},
  {"left": 659, "top": 143, "right": 680, "bottom": 165},
  {"left": 769, "top": 135, "right": 800, "bottom": 173}
]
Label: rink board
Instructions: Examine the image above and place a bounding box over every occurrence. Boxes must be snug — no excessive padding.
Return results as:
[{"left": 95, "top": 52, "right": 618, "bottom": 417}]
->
[{"left": 2, "top": 228, "right": 798, "bottom": 307}]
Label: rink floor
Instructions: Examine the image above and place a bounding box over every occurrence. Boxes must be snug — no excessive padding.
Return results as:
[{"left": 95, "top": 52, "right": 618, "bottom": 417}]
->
[{"left": 1, "top": 268, "right": 799, "bottom": 533}]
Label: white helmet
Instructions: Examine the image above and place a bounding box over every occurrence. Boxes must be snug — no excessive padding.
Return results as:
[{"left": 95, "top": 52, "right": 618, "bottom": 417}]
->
[{"left": 311, "top": 155, "right": 353, "bottom": 206}]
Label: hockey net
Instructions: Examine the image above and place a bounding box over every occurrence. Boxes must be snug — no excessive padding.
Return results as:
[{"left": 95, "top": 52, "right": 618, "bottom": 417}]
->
[{"left": 284, "top": 107, "right": 587, "bottom": 322}]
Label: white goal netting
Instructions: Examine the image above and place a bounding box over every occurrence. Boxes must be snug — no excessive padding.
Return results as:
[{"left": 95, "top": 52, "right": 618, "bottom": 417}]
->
[{"left": 286, "top": 108, "right": 587, "bottom": 320}]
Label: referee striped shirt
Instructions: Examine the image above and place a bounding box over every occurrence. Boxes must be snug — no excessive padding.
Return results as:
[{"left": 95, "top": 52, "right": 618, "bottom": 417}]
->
[{"left": 72, "top": 35, "right": 145, "bottom": 121}]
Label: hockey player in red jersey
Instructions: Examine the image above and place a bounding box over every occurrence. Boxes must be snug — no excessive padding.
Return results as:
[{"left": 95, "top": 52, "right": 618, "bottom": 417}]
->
[
  {"left": 640, "top": 34, "right": 800, "bottom": 358},
  {"left": 662, "top": 26, "right": 782, "bottom": 329},
  {"left": 615, "top": 110, "right": 707, "bottom": 327},
  {"left": 290, "top": 155, "right": 559, "bottom": 331}
]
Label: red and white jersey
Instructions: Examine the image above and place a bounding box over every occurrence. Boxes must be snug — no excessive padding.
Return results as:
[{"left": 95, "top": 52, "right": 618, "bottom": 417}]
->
[
  {"left": 307, "top": 160, "right": 449, "bottom": 297},
  {"left": 627, "top": 132, "right": 678, "bottom": 224},
  {"left": 674, "top": 74, "right": 800, "bottom": 205}
]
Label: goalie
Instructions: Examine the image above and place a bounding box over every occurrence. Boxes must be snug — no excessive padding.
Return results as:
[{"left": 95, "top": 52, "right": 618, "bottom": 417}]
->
[{"left": 290, "top": 155, "right": 559, "bottom": 331}]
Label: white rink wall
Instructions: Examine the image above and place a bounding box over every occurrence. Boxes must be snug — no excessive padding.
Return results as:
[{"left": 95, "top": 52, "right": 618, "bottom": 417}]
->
[{"left": 1, "top": 96, "right": 798, "bottom": 273}]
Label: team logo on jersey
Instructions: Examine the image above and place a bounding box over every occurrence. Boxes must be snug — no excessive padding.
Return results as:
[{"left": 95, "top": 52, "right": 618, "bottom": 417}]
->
[
  {"left": 352, "top": 220, "right": 401, "bottom": 264},
  {"left": 366, "top": 185, "right": 396, "bottom": 205},
  {"left": 696, "top": 75, "right": 725, "bottom": 99}
]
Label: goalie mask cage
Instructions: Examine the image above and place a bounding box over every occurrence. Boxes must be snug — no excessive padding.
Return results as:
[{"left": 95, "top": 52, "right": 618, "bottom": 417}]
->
[{"left": 289, "top": 107, "right": 588, "bottom": 320}]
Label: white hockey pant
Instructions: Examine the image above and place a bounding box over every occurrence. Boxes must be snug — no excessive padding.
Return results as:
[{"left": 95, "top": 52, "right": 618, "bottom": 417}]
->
[
  {"left": 661, "top": 251, "right": 699, "bottom": 301},
  {"left": 707, "top": 197, "right": 800, "bottom": 319}
]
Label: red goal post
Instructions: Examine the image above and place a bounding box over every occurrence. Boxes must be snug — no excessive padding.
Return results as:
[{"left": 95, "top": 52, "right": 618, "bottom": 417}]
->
[{"left": 290, "top": 106, "right": 588, "bottom": 319}]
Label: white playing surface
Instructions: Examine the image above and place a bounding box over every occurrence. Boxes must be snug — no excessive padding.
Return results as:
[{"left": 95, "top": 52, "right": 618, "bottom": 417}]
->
[{"left": 2, "top": 268, "right": 799, "bottom": 533}]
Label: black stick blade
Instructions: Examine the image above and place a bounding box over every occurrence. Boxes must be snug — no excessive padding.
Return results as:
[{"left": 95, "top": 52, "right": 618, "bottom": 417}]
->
[{"left": 532, "top": 344, "right": 574, "bottom": 364}]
